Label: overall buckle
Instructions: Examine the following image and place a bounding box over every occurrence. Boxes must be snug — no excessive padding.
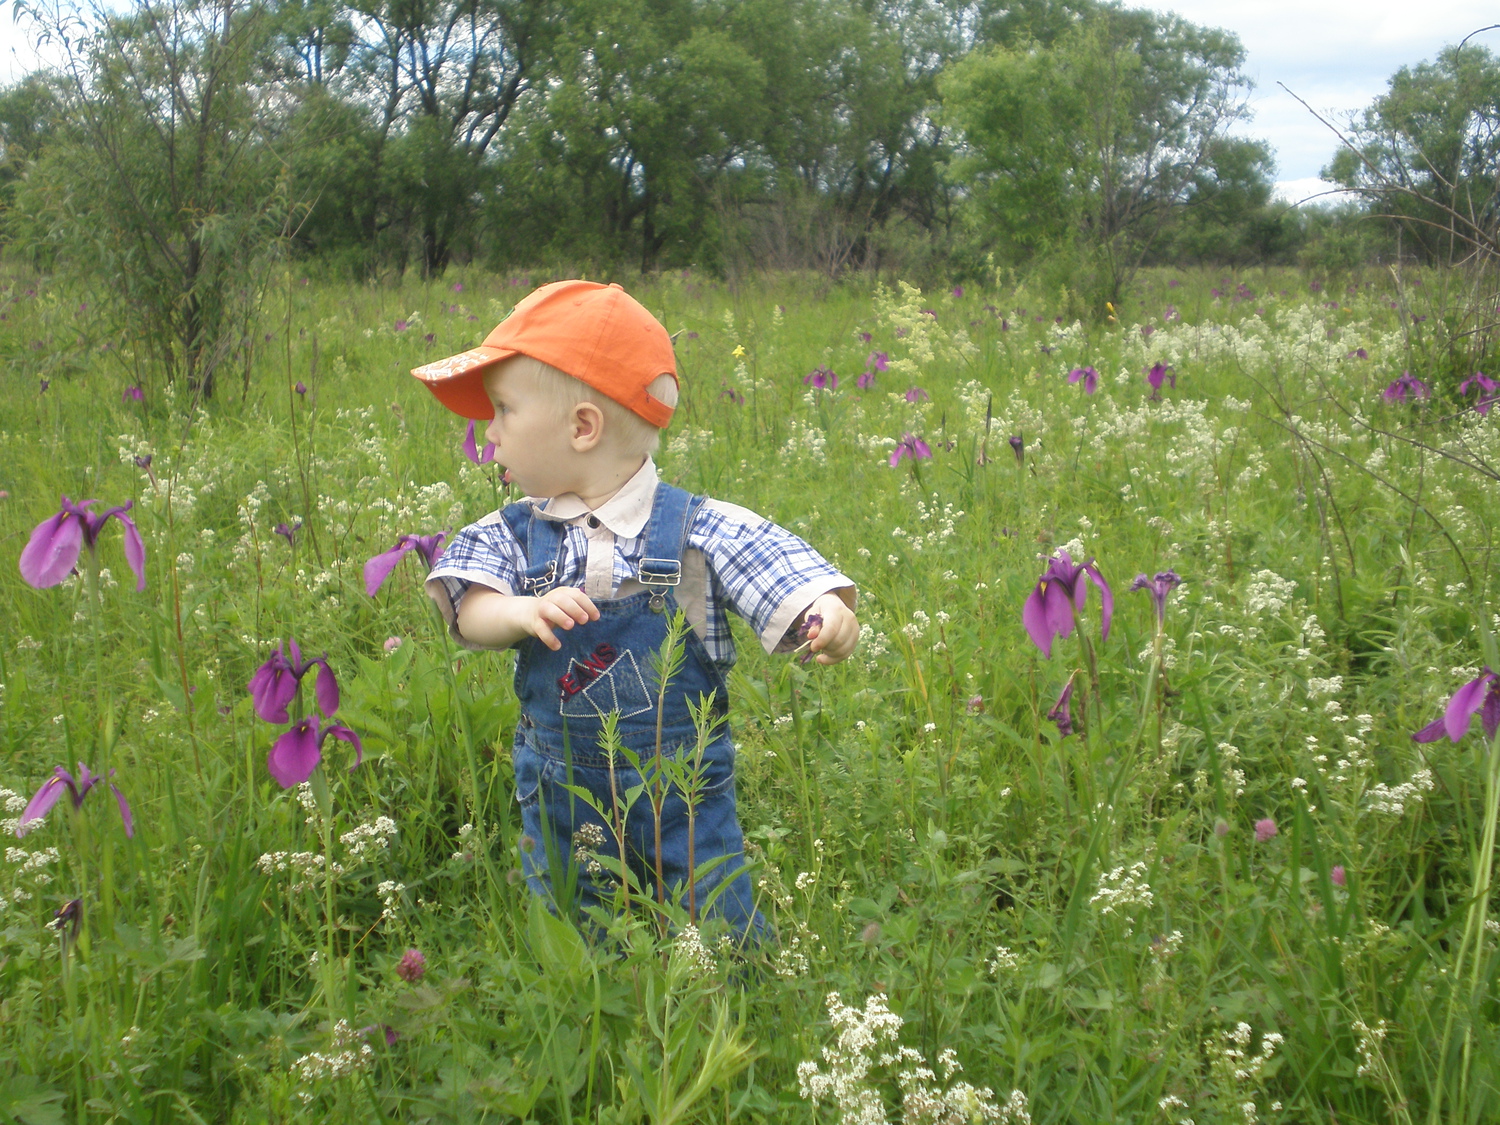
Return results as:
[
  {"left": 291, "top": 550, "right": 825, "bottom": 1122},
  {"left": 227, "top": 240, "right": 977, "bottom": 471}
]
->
[
  {"left": 637, "top": 558, "right": 681, "bottom": 612},
  {"left": 520, "top": 560, "right": 558, "bottom": 595}
]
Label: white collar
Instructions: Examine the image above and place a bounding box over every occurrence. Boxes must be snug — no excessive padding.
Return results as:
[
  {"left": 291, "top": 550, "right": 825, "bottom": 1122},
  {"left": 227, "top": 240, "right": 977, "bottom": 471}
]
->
[{"left": 529, "top": 458, "right": 658, "bottom": 538}]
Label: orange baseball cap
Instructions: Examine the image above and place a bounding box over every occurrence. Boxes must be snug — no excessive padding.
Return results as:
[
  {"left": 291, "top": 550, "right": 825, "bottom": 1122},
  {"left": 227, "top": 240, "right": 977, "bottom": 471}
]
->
[{"left": 411, "top": 280, "right": 677, "bottom": 427}]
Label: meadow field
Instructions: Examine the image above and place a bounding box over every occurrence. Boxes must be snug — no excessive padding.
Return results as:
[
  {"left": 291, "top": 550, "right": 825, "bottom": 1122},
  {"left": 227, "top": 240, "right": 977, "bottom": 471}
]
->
[{"left": 0, "top": 266, "right": 1497, "bottom": 1124}]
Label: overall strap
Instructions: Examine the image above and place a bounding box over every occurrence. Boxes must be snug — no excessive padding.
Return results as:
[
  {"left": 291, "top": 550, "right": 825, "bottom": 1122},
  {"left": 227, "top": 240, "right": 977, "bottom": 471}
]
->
[
  {"left": 636, "top": 484, "right": 704, "bottom": 602},
  {"left": 500, "top": 501, "right": 567, "bottom": 596}
]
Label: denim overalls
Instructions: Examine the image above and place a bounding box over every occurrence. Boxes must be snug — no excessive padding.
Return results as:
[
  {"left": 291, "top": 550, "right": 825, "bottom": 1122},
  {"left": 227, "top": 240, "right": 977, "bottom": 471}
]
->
[{"left": 503, "top": 483, "right": 764, "bottom": 937}]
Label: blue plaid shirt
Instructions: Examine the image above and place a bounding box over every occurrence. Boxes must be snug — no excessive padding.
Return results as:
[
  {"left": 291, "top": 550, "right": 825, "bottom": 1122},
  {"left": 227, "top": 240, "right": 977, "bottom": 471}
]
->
[{"left": 426, "top": 460, "right": 854, "bottom": 670}]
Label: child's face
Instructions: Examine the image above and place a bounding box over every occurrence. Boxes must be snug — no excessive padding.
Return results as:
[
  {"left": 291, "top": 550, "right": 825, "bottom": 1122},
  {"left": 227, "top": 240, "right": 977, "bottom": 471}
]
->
[{"left": 480, "top": 362, "right": 580, "bottom": 497}]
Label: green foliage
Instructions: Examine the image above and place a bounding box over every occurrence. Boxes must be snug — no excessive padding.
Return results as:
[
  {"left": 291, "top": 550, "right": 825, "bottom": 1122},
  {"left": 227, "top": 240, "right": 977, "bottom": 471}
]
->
[
  {"left": 940, "top": 4, "right": 1252, "bottom": 303},
  {"left": 8, "top": 0, "right": 303, "bottom": 399},
  {"left": 1, "top": 265, "right": 1499, "bottom": 1122},
  {"left": 1325, "top": 44, "right": 1500, "bottom": 264}
]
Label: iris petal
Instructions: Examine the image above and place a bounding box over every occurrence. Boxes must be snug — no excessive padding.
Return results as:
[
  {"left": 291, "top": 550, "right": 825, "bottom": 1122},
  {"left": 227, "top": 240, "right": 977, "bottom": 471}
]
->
[
  {"left": 16, "top": 776, "right": 69, "bottom": 834},
  {"left": 363, "top": 541, "right": 414, "bottom": 597},
  {"left": 18, "top": 509, "right": 85, "bottom": 588},
  {"left": 110, "top": 783, "right": 135, "bottom": 838},
  {"left": 1444, "top": 671, "right": 1495, "bottom": 742},
  {"left": 313, "top": 658, "right": 340, "bottom": 718},
  {"left": 325, "top": 724, "right": 364, "bottom": 771},
  {"left": 1084, "top": 562, "right": 1114, "bottom": 642},
  {"left": 1043, "top": 579, "right": 1076, "bottom": 642},
  {"left": 1022, "top": 584, "right": 1054, "bottom": 656},
  {"left": 267, "top": 717, "right": 323, "bottom": 788},
  {"left": 1412, "top": 717, "right": 1449, "bottom": 743}
]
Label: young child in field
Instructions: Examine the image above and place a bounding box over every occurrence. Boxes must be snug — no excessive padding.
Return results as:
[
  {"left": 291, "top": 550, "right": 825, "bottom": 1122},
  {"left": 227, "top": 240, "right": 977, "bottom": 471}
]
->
[{"left": 413, "top": 280, "right": 858, "bottom": 937}]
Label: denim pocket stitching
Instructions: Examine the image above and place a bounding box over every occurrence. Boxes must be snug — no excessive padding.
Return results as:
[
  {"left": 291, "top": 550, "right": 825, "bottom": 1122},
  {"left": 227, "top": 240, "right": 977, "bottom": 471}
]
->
[{"left": 559, "top": 649, "right": 654, "bottom": 721}]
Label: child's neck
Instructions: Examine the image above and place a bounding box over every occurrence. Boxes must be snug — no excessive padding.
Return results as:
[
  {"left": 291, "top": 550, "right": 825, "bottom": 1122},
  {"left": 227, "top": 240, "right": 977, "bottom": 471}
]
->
[{"left": 572, "top": 455, "right": 648, "bottom": 511}]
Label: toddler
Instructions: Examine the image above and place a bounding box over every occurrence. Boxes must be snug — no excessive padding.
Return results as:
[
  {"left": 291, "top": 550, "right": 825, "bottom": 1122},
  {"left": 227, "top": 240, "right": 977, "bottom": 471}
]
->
[{"left": 414, "top": 280, "right": 857, "bottom": 937}]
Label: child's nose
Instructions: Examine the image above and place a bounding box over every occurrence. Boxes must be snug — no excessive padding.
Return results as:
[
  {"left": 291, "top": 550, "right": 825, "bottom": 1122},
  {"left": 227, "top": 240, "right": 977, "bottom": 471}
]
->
[{"left": 484, "top": 418, "right": 501, "bottom": 444}]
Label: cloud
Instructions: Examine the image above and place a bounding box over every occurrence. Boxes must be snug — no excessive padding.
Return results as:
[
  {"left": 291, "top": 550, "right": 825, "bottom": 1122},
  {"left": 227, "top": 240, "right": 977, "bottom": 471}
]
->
[{"left": 1145, "top": 1, "right": 1500, "bottom": 179}]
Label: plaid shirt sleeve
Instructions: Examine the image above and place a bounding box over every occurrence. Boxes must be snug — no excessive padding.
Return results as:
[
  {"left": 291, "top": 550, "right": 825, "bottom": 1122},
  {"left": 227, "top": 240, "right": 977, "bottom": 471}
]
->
[
  {"left": 692, "top": 500, "right": 856, "bottom": 656},
  {"left": 424, "top": 512, "right": 526, "bottom": 648}
]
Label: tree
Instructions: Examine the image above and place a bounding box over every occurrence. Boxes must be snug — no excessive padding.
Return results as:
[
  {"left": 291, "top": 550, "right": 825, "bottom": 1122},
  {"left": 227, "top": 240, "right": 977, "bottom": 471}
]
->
[
  {"left": 939, "top": 3, "right": 1252, "bottom": 300},
  {"left": 12, "top": 0, "right": 303, "bottom": 398},
  {"left": 1323, "top": 42, "right": 1500, "bottom": 264}
]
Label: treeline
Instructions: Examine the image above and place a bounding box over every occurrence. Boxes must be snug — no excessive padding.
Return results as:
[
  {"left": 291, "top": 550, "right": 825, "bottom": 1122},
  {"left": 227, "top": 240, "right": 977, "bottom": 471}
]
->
[
  {"left": 0, "top": 0, "right": 1495, "bottom": 392},
  {"left": 0, "top": 0, "right": 1334, "bottom": 286}
]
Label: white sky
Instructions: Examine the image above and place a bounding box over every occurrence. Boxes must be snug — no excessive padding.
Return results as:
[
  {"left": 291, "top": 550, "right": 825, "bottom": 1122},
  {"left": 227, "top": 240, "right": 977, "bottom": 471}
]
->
[
  {"left": 1142, "top": 1, "right": 1500, "bottom": 202},
  {"left": 2, "top": 2, "right": 1496, "bottom": 205}
]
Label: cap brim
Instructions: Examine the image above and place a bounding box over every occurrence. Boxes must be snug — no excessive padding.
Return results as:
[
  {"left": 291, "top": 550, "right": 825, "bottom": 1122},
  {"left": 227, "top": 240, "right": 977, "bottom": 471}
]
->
[{"left": 410, "top": 346, "right": 516, "bottom": 419}]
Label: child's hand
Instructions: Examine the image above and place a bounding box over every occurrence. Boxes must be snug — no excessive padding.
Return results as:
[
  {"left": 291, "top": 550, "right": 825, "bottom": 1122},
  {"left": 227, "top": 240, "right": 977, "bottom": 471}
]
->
[
  {"left": 804, "top": 592, "right": 858, "bottom": 665},
  {"left": 524, "top": 587, "right": 600, "bottom": 650}
]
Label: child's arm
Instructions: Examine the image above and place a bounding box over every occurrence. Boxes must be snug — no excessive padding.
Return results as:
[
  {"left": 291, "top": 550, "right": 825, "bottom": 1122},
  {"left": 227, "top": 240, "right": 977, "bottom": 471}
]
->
[
  {"left": 456, "top": 585, "right": 600, "bottom": 651},
  {"left": 801, "top": 589, "right": 859, "bottom": 664}
]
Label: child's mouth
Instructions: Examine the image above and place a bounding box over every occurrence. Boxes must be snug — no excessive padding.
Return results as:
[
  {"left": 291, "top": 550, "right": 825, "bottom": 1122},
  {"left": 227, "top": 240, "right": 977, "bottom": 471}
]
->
[{"left": 501, "top": 469, "right": 512, "bottom": 485}]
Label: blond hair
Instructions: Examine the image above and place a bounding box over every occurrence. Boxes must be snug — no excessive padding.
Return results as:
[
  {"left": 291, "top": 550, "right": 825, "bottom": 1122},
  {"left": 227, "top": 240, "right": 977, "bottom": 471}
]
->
[{"left": 504, "top": 355, "right": 676, "bottom": 456}]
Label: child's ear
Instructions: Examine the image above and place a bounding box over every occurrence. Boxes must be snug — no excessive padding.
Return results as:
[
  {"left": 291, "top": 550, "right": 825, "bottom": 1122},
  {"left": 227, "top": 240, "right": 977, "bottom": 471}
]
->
[{"left": 569, "top": 402, "right": 605, "bottom": 450}]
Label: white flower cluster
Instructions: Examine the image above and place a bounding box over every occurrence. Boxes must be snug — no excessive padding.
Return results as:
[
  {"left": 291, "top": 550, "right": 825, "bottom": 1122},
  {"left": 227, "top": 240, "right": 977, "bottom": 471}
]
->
[
  {"left": 340, "top": 817, "right": 398, "bottom": 863},
  {"left": 1205, "top": 1022, "right": 1282, "bottom": 1125},
  {"left": 1351, "top": 1018, "right": 1389, "bottom": 1079},
  {"left": 256, "top": 851, "right": 345, "bottom": 891},
  {"left": 781, "top": 418, "right": 829, "bottom": 463},
  {"left": 571, "top": 822, "right": 607, "bottom": 877},
  {"left": 986, "top": 945, "right": 1020, "bottom": 976},
  {"left": 1244, "top": 570, "right": 1298, "bottom": 617},
  {"left": 291, "top": 1019, "right": 374, "bottom": 1097},
  {"left": 0, "top": 787, "right": 27, "bottom": 837},
  {"left": 672, "top": 923, "right": 716, "bottom": 976},
  {"left": 797, "top": 991, "right": 1031, "bottom": 1125},
  {"left": 1364, "top": 769, "right": 1434, "bottom": 817},
  {"left": 1089, "top": 862, "right": 1154, "bottom": 934},
  {"left": 1306, "top": 676, "right": 1342, "bottom": 699},
  {"left": 5, "top": 846, "right": 59, "bottom": 886}
]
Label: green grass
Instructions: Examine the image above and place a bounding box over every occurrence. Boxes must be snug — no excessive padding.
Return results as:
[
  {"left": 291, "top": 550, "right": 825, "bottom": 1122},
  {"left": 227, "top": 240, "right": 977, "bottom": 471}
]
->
[{"left": 0, "top": 263, "right": 1496, "bottom": 1124}]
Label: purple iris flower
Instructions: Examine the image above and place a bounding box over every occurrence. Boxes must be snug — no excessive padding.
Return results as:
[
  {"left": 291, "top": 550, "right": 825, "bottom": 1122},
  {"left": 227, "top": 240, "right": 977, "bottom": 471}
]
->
[
  {"left": 1047, "top": 675, "right": 1077, "bottom": 738},
  {"left": 122, "top": 385, "right": 144, "bottom": 403},
  {"left": 867, "top": 351, "right": 889, "bottom": 372},
  {"left": 859, "top": 331, "right": 872, "bottom": 343},
  {"left": 19, "top": 497, "right": 146, "bottom": 591},
  {"left": 273, "top": 520, "right": 302, "bottom": 547},
  {"left": 294, "top": 381, "right": 307, "bottom": 396},
  {"left": 463, "top": 419, "right": 497, "bottom": 464},
  {"left": 1022, "top": 550, "right": 1113, "bottom": 658},
  {"left": 1145, "top": 363, "right": 1175, "bottom": 398},
  {"left": 364, "top": 533, "right": 447, "bottom": 596},
  {"left": 951, "top": 286, "right": 964, "bottom": 298},
  {"left": 1164, "top": 305, "right": 1180, "bottom": 322},
  {"left": 1068, "top": 367, "right": 1099, "bottom": 395},
  {"left": 718, "top": 383, "right": 744, "bottom": 405},
  {"left": 904, "top": 386, "right": 929, "bottom": 403},
  {"left": 39, "top": 378, "right": 50, "bottom": 393},
  {"left": 1140, "top": 325, "right": 1154, "bottom": 338},
  {"left": 267, "top": 714, "right": 364, "bottom": 788},
  {"left": 1412, "top": 668, "right": 1499, "bottom": 744},
  {"left": 1460, "top": 372, "right": 1498, "bottom": 415},
  {"left": 803, "top": 365, "right": 838, "bottom": 390},
  {"left": 451, "top": 282, "right": 463, "bottom": 293},
  {"left": 1382, "top": 373, "right": 1430, "bottom": 403},
  {"left": 1009, "top": 434, "right": 1024, "bottom": 463},
  {"left": 857, "top": 371, "right": 876, "bottom": 390},
  {"left": 1346, "top": 348, "right": 1368, "bottom": 360},
  {"left": 16, "top": 763, "right": 133, "bottom": 838},
  {"left": 1130, "top": 571, "right": 1182, "bottom": 627},
  {"left": 247, "top": 640, "right": 340, "bottom": 723},
  {"left": 888, "top": 434, "right": 932, "bottom": 467},
  {"left": 394, "top": 319, "right": 409, "bottom": 332}
]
